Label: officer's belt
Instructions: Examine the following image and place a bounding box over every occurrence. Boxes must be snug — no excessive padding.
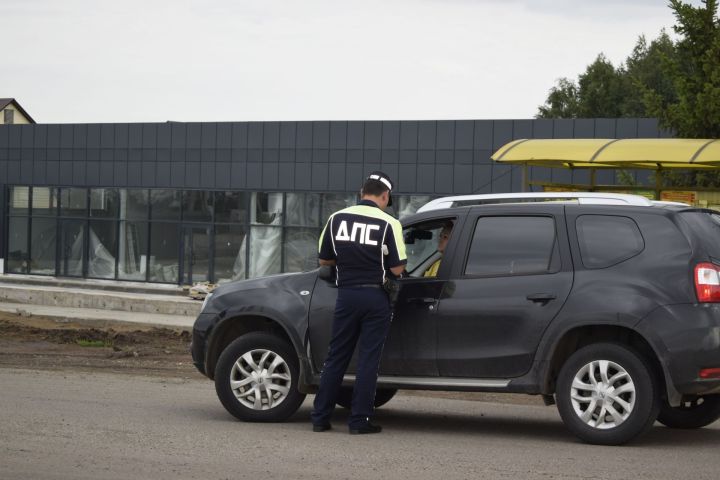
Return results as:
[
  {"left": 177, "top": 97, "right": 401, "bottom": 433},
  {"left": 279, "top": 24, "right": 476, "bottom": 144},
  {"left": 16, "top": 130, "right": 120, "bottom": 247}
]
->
[{"left": 343, "top": 284, "right": 383, "bottom": 289}]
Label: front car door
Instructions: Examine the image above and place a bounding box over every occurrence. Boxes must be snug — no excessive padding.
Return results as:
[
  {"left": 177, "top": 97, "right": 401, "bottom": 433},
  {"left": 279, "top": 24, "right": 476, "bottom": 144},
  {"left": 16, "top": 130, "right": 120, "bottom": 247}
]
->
[
  {"left": 435, "top": 204, "right": 574, "bottom": 378},
  {"left": 307, "top": 214, "right": 460, "bottom": 377}
]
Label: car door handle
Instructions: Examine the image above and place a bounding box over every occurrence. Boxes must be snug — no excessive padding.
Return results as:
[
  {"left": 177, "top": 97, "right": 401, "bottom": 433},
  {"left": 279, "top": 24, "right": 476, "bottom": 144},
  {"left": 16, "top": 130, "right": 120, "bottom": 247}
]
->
[
  {"left": 408, "top": 297, "right": 437, "bottom": 305},
  {"left": 526, "top": 293, "right": 556, "bottom": 303}
]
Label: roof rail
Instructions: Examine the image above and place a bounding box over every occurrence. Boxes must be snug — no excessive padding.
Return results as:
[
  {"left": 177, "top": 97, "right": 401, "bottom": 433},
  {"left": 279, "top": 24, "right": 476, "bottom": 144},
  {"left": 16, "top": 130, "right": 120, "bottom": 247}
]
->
[{"left": 416, "top": 192, "right": 654, "bottom": 213}]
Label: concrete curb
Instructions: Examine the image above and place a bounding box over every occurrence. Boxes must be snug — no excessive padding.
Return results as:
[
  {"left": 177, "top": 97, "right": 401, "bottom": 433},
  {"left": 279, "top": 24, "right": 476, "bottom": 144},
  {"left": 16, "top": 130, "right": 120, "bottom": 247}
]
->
[{"left": 0, "top": 302, "right": 196, "bottom": 329}]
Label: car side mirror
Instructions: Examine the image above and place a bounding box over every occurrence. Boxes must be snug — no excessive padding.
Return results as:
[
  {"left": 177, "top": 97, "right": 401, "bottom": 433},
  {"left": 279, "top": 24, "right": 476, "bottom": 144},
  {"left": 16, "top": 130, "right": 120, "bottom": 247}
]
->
[
  {"left": 318, "top": 265, "right": 335, "bottom": 282},
  {"left": 404, "top": 229, "right": 432, "bottom": 245}
]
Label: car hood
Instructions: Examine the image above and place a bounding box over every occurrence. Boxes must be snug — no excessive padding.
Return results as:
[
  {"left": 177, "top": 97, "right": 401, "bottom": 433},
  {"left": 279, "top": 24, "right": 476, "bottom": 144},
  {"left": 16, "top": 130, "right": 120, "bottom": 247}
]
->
[{"left": 207, "top": 270, "right": 320, "bottom": 314}]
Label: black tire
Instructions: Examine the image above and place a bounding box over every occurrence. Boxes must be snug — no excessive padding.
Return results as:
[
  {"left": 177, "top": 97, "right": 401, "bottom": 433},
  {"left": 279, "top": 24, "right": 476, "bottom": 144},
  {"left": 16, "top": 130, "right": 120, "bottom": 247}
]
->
[
  {"left": 657, "top": 395, "right": 720, "bottom": 429},
  {"left": 214, "top": 332, "right": 306, "bottom": 422},
  {"left": 335, "top": 387, "right": 398, "bottom": 409},
  {"left": 555, "top": 342, "right": 660, "bottom": 445}
]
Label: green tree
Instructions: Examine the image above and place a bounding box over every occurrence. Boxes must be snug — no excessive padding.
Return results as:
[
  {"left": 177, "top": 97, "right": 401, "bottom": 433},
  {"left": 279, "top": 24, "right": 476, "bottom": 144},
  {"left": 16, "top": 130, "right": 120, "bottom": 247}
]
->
[
  {"left": 576, "top": 54, "right": 629, "bottom": 117},
  {"left": 624, "top": 32, "right": 678, "bottom": 117},
  {"left": 647, "top": 0, "right": 720, "bottom": 138},
  {"left": 537, "top": 1, "right": 719, "bottom": 188},
  {"left": 536, "top": 78, "right": 580, "bottom": 118},
  {"left": 537, "top": 38, "right": 679, "bottom": 119}
]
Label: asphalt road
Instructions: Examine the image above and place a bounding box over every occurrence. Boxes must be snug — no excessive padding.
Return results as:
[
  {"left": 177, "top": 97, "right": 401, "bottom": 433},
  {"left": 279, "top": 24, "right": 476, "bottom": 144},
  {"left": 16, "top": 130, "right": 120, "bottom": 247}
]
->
[{"left": 1, "top": 368, "right": 719, "bottom": 480}]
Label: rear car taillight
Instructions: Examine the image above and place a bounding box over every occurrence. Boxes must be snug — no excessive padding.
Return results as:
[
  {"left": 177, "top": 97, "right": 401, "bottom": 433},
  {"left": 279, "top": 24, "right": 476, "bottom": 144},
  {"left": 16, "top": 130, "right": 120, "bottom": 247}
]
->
[
  {"left": 699, "top": 368, "right": 720, "bottom": 379},
  {"left": 694, "top": 263, "right": 720, "bottom": 303}
]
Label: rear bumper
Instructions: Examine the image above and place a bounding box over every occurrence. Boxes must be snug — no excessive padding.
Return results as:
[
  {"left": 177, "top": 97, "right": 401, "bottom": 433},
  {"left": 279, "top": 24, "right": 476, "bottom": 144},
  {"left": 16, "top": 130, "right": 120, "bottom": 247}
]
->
[{"left": 637, "top": 303, "right": 720, "bottom": 397}]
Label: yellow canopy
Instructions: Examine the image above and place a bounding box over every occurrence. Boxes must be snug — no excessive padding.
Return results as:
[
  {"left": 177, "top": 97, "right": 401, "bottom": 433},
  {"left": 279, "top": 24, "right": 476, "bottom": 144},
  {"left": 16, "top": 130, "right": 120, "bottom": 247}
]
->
[{"left": 491, "top": 138, "right": 720, "bottom": 169}]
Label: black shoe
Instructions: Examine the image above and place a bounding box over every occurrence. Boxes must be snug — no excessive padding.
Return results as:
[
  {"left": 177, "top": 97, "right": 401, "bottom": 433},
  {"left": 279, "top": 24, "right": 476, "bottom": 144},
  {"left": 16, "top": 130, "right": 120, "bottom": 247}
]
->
[
  {"left": 312, "top": 423, "right": 332, "bottom": 432},
  {"left": 349, "top": 423, "right": 382, "bottom": 435}
]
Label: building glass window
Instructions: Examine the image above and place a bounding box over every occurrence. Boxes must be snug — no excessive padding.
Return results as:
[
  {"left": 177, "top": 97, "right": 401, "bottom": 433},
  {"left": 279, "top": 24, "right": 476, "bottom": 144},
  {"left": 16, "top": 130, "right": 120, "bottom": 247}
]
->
[
  {"left": 321, "top": 193, "right": 356, "bottom": 224},
  {"left": 248, "top": 226, "right": 282, "bottom": 277},
  {"left": 90, "top": 189, "right": 120, "bottom": 218},
  {"left": 395, "top": 195, "right": 435, "bottom": 219},
  {"left": 29, "top": 218, "right": 57, "bottom": 275},
  {"left": 286, "top": 193, "right": 320, "bottom": 227},
  {"left": 6, "top": 186, "right": 411, "bottom": 283},
  {"left": 182, "top": 190, "right": 213, "bottom": 222},
  {"left": 118, "top": 221, "right": 148, "bottom": 281},
  {"left": 32, "top": 187, "right": 58, "bottom": 216},
  {"left": 9, "top": 186, "right": 29, "bottom": 215},
  {"left": 284, "top": 227, "right": 318, "bottom": 273},
  {"left": 58, "top": 219, "right": 85, "bottom": 277},
  {"left": 7, "top": 217, "right": 29, "bottom": 273},
  {"left": 4, "top": 109, "right": 14, "bottom": 124},
  {"left": 60, "top": 188, "right": 88, "bottom": 217},
  {"left": 214, "top": 191, "right": 246, "bottom": 223},
  {"left": 150, "top": 189, "right": 181, "bottom": 220},
  {"left": 181, "top": 226, "right": 211, "bottom": 284},
  {"left": 247, "top": 193, "right": 283, "bottom": 278},
  {"left": 149, "top": 223, "right": 179, "bottom": 283},
  {"left": 88, "top": 220, "right": 117, "bottom": 279},
  {"left": 120, "top": 189, "right": 149, "bottom": 220},
  {"left": 214, "top": 225, "right": 247, "bottom": 283}
]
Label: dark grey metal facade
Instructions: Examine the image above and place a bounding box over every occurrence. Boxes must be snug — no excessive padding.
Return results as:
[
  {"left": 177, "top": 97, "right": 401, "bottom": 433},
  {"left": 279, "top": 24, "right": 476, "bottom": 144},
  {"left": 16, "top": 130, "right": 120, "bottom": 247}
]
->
[{"left": 0, "top": 118, "right": 666, "bottom": 281}]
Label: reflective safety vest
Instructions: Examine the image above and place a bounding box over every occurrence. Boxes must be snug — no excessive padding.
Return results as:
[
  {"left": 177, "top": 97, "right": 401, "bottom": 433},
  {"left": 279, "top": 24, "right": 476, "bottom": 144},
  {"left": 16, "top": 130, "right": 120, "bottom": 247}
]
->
[{"left": 319, "top": 199, "right": 406, "bottom": 287}]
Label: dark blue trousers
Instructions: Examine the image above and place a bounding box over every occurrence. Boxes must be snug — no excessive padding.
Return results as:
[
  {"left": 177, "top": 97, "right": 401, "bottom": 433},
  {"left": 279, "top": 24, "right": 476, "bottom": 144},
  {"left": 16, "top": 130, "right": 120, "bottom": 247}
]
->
[{"left": 311, "top": 287, "right": 391, "bottom": 429}]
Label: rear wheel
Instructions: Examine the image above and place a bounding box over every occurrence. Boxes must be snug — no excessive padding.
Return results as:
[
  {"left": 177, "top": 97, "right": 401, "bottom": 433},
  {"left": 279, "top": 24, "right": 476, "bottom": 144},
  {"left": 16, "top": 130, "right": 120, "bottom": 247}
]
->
[
  {"left": 215, "top": 332, "right": 306, "bottom": 422},
  {"left": 336, "top": 387, "right": 397, "bottom": 409},
  {"left": 555, "top": 343, "right": 660, "bottom": 445},
  {"left": 657, "top": 395, "right": 720, "bottom": 429}
]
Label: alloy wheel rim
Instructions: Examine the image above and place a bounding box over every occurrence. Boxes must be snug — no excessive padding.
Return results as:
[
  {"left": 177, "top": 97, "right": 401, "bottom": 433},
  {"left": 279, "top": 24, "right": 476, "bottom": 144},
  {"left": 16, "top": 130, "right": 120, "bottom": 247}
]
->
[
  {"left": 230, "top": 349, "right": 291, "bottom": 410},
  {"left": 570, "top": 360, "right": 636, "bottom": 430}
]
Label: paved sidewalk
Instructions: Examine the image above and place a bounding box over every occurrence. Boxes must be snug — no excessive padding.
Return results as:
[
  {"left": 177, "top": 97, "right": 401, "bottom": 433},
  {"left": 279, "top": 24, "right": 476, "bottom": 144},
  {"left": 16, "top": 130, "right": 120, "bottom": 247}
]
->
[{"left": 0, "top": 302, "right": 196, "bottom": 329}]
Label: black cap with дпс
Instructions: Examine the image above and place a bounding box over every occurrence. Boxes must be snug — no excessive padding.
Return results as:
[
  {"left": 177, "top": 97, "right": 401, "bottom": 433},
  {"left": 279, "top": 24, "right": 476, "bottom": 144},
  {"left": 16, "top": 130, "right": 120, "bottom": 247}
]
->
[{"left": 365, "top": 170, "right": 394, "bottom": 206}]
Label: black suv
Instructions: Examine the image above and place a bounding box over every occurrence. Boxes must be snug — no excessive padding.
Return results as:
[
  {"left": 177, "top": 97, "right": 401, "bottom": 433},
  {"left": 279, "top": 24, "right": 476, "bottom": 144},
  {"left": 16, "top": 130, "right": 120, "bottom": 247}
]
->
[{"left": 191, "top": 192, "right": 720, "bottom": 445}]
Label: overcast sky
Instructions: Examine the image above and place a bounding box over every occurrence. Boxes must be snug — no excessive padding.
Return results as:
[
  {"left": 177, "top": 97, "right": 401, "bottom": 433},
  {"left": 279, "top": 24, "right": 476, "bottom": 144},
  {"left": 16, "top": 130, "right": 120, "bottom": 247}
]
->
[{"left": 3, "top": 0, "right": 693, "bottom": 124}]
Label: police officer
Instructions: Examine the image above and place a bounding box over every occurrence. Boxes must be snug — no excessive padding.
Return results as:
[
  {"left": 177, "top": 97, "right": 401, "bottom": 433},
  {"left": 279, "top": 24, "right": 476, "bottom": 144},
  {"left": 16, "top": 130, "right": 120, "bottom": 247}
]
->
[{"left": 311, "top": 171, "right": 407, "bottom": 435}]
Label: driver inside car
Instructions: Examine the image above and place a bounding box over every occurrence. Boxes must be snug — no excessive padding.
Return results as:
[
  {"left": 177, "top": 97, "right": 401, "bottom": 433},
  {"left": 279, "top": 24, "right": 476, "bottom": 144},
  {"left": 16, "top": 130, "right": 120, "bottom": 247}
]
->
[{"left": 423, "top": 221, "right": 453, "bottom": 277}]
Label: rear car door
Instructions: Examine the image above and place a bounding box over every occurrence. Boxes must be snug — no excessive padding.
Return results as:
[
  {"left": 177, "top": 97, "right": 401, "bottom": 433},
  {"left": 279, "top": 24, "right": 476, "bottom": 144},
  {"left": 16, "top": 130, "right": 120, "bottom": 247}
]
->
[{"left": 435, "top": 205, "right": 574, "bottom": 378}]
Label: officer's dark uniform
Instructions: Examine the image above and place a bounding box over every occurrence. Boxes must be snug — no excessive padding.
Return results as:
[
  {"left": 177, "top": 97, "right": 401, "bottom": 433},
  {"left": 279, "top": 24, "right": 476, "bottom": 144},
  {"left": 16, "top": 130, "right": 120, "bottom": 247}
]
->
[{"left": 311, "top": 176, "right": 406, "bottom": 432}]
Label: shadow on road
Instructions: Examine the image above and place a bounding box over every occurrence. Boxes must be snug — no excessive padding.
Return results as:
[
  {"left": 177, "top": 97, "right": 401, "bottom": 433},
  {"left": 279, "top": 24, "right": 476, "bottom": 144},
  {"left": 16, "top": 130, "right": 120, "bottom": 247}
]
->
[
  {"left": 184, "top": 399, "right": 720, "bottom": 447},
  {"left": 287, "top": 405, "right": 720, "bottom": 446},
  {"left": 286, "top": 405, "right": 573, "bottom": 442}
]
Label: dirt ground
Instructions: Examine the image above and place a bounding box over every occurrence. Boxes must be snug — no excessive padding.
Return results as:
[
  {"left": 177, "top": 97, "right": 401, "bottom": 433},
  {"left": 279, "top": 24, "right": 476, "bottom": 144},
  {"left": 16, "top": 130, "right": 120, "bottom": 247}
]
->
[
  {"left": 0, "top": 310, "right": 544, "bottom": 405},
  {"left": 0, "top": 311, "right": 201, "bottom": 379}
]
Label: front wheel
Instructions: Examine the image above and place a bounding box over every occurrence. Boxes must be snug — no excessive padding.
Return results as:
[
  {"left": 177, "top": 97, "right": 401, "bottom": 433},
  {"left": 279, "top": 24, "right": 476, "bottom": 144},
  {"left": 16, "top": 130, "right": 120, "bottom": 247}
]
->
[
  {"left": 214, "top": 332, "right": 306, "bottom": 422},
  {"left": 555, "top": 343, "right": 660, "bottom": 445},
  {"left": 657, "top": 395, "right": 720, "bottom": 429}
]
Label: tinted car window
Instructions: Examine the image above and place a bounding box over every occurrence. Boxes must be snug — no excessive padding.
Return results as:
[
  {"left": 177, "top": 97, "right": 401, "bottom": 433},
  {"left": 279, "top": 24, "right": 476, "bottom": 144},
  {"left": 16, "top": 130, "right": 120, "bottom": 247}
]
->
[
  {"left": 465, "top": 216, "right": 560, "bottom": 276},
  {"left": 576, "top": 215, "right": 644, "bottom": 269},
  {"left": 679, "top": 211, "right": 720, "bottom": 258}
]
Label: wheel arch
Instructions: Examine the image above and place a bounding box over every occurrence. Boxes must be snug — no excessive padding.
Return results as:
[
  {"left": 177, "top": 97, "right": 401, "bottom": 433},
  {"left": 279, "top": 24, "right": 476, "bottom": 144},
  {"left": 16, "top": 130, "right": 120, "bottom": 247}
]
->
[
  {"left": 542, "top": 324, "right": 666, "bottom": 399},
  {"left": 205, "top": 313, "right": 299, "bottom": 380}
]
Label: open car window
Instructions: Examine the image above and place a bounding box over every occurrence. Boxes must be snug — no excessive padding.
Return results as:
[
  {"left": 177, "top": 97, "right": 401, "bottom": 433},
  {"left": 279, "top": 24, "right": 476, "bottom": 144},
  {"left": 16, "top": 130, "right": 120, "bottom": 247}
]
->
[{"left": 403, "top": 218, "right": 455, "bottom": 277}]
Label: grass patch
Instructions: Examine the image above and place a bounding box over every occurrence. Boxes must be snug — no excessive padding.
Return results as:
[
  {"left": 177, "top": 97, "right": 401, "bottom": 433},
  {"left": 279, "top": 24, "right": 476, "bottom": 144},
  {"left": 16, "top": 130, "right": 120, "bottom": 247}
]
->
[{"left": 75, "top": 338, "right": 113, "bottom": 348}]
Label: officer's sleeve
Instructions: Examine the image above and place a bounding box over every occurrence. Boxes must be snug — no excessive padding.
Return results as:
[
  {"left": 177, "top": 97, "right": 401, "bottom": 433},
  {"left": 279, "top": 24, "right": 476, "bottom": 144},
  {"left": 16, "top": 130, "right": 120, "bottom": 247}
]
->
[
  {"left": 383, "top": 218, "right": 407, "bottom": 268},
  {"left": 318, "top": 216, "right": 336, "bottom": 261}
]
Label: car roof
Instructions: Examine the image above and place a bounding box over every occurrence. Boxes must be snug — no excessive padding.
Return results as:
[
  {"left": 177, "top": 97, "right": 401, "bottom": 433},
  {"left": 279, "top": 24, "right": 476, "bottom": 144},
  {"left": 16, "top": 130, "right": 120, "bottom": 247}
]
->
[{"left": 401, "top": 193, "right": 699, "bottom": 226}]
